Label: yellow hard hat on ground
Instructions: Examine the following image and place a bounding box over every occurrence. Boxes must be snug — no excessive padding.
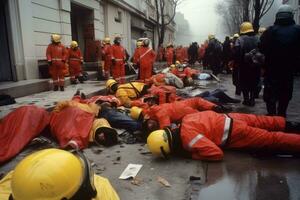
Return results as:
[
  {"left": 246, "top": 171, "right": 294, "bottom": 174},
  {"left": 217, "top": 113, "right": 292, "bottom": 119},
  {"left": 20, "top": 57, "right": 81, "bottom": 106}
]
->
[
  {"left": 106, "top": 79, "right": 118, "bottom": 93},
  {"left": 10, "top": 149, "right": 97, "bottom": 200},
  {"left": 147, "top": 129, "right": 172, "bottom": 158},
  {"left": 104, "top": 37, "right": 111, "bottom": 44},
  {"left": 91, "top": 118, "right": 118, "bottom": 146},
  {"left": 240, "top": 22, "right": 254, "bottom": 34},
  {"left": 51, "top": 34, "right": 61, "bottom": 43},
  {"left": 70, "top": 41, "right": 78, "bottom": 49},
  {"left": 130, "top": 106, "right": 143, "bottom": 120}
]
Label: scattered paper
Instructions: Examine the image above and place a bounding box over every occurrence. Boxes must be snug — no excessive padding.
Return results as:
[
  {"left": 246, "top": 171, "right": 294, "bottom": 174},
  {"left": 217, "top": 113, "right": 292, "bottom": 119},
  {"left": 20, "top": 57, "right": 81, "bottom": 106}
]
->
[
  {"left": 119, "top": 164, "right": 143, "bottom": 179},
  {"left": 157, "top": 176, "right": 171, "bottom": 187}
]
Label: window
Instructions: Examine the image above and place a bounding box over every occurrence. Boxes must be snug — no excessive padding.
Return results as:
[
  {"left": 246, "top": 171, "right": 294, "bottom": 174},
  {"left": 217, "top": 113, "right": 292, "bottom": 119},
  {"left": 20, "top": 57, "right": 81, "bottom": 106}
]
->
[{"left": 115, "top": 10, "right": 122, "bottom": 23}]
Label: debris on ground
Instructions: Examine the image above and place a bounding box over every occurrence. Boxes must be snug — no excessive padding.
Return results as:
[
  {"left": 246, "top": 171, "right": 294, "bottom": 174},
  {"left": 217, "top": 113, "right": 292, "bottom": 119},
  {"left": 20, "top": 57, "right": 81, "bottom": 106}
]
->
[
  {"left": 131, "top": 177, "right": 143, "bottom": 186},
  {"left": 119, "top": 164, "right": 143, "bottom": 180},
  {"left": 157, "top": 176, "right": 171, "bottom": 187}
]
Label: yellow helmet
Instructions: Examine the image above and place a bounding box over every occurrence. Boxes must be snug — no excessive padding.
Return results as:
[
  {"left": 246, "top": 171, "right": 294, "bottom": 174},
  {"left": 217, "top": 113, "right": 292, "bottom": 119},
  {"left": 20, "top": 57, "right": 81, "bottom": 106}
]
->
[
  {"left": 147, "top": 129, "right": 172, "bottom": 158},
  {"left": 233, "top": 33, "right": 240, "bottom": 38},
  {"left": 91, "top": 118, "right": 118, "bottom": 146},
  {"left": 130, "top": 106, "right": 143, "bottom": 120},
  {"left": 70, "top": 41, "right": 78, "bottom": 49},
  {"left": 51, "top": 34, "right": 61, "bottom": 43},
  {"left": 10, "top": 149, "right": 97, "bottom": 200},
  {"left": 106, "top": 79, "right": 118, "bottom": 93},
  {"left": 240, "top": 22, "right": 254, "bottom": 34},
  {"left": 208, "top": 34, "right": 215, "bottom": 40},
  {"left": 136, "top": 41, "right": 143, "bottom": 47},
  {"left": 104, "top": 37, "right": 111, "bottom": 44}
]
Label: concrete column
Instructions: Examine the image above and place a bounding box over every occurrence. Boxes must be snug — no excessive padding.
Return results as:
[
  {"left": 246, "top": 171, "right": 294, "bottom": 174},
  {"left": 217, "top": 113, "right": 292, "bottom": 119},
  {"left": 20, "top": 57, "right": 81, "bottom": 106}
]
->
[
  {"left": 59, "top": 0, "right": 72, "bottom": 45},
  {"left": 17, "top": 0, "right": 38, "bottom": 80}
]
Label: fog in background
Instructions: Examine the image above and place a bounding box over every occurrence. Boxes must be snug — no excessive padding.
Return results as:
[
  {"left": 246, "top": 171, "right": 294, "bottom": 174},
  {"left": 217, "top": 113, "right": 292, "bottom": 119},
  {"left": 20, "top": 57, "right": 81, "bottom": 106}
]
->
[{"left": 175, "top": 0, "right": 282, "bottom": 45}]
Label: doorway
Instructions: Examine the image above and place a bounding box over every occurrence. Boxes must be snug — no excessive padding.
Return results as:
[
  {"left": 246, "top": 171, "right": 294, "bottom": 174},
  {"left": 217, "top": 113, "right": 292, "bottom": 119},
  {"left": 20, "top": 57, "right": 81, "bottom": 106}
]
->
[
  {"left": 71, "top": 3, "right": 96, "bottom": 62},
  {"left": 0, "top": 0, "right": 13, "bottom": 81}
]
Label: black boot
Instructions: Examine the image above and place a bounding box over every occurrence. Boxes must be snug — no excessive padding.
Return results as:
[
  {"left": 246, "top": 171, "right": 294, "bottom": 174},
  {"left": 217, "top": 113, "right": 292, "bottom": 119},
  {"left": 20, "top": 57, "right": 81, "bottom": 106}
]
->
[
  {"left": 78, "top": 76, "right": 84, "bottom": 83},
  {"left": 71, "top": 79, "right": 77, "bottom": 84},
  {"left": 53, "top": 85, "right": 59, "bottom": 91},
  {"left": 285, "top": 121, "right": 300, "bottom": 133},
  {"left": 60, "top": 86, "right": 64, "bottom": 91}
]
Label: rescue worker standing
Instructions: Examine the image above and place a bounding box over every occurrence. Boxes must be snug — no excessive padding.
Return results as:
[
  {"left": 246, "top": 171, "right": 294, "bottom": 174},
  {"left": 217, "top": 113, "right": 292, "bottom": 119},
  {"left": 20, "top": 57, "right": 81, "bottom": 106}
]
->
[
  {"left": 234, "top": 22, "right": 260, "bottom": 106},
  {"left": 46, "top": 34, "right": 67, "bottom": 91},
  {"left": 68, "top": 41, "right": 84, "bottom": 84},
  {"left": 111, "top": 36, "right": 126, "bottom": 83},
  {"left": 102, "top": 37, "right": 112, "bottom": 79},
  {"left": 133, "top": 38, "right": 156, "bottom": 81},
  {"left": 0, "top": 149, "right": 120, "bottom": 200},
  {"left": 166, "top": 43, "right": 175, "bottom": 65},
  {"left": 147, "top": 111, "right": 300, "bottom": 161},
  {"left": 260, "top": 5, "right": 300, "bottom": 117}
]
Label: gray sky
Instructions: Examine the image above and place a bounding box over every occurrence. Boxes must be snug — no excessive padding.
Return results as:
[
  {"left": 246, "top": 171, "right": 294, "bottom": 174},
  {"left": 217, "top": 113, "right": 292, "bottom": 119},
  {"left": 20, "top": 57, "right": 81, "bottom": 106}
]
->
[{"left": 177, "top": 0, "right": 223, "bottom": 43}]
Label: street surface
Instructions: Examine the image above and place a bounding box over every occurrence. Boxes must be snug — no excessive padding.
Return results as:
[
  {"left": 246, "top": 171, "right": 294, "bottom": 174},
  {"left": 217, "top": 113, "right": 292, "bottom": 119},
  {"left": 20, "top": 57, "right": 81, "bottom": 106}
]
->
[{"left": 1, "top": 73, "right": 300, "bottom": 200}]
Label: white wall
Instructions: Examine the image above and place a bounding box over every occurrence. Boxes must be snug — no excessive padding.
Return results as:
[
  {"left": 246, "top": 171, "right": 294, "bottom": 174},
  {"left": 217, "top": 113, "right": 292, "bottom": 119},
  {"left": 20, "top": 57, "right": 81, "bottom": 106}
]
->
[{"left": 13, "top": 0, "right": 104, "bottom": 80}]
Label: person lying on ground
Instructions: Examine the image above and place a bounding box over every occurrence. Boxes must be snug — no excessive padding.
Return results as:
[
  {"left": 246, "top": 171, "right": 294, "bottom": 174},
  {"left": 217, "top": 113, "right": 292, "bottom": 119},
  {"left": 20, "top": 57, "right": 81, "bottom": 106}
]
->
[
  {"left": 51, "top": 100, "right": 118, "bottom": 149},
  {"left": 147, "top": 111, "right": 300, "bottom": 161},
  {"left": 0, "top": 149, "right": 119, "bottom": 200}
]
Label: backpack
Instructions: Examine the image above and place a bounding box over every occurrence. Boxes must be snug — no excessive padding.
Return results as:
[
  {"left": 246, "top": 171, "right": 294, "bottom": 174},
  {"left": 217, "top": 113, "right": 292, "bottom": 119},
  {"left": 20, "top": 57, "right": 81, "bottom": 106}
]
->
[{"left": 240, "top": 36, "right": 265, "bottom": 68}]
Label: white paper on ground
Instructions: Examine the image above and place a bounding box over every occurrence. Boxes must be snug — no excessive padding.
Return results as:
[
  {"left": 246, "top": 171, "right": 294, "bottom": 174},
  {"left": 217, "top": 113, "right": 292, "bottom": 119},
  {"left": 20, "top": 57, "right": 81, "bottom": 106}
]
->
[{"left": 119, "top": 164, "right": 143, "bottom": 180}]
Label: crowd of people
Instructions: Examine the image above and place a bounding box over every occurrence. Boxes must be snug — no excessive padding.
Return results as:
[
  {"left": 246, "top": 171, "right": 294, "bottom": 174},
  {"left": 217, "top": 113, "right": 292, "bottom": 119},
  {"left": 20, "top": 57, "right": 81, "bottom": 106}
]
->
[{"left": 1, "top": 4, "right": 300, "bottom": 200}]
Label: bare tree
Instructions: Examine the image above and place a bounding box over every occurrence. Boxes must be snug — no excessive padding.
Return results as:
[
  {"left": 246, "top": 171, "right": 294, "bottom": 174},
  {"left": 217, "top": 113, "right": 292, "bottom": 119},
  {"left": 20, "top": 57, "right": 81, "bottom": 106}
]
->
[
  {"left": 251, "top": 0, "right": 275, "bottom": 32},
  {"left": 154, "top": 0, "right": 185, "bottom": 48},
  {"left": 216, "top": 0, "right": 274, "bottom": 35}
]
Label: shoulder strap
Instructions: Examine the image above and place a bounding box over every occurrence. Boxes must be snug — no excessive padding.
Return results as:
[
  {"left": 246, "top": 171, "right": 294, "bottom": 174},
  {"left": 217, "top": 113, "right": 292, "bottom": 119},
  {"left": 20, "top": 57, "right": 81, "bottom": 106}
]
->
[{"left": 129, "top": 82, "right": 141, "bottom": 97}]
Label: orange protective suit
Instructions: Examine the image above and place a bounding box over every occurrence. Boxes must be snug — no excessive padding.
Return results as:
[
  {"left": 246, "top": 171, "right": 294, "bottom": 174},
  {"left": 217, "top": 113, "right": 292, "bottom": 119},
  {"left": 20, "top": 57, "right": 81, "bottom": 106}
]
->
[
  {"left": 146, "top": 98, "right": 216, "bottom": 128},
  {"left": 148, "top": 73, "right": 166, "bottom": 86},
  {"left": 0, "top": 106, "right": 49, "bottom": 163},
  {"left": 133, "top": 46, "right": 156, "bottom": 80},
  {"left": 147, "top": 85, "right": 180, "bottom": 105},
  {"left": 102, "top": 43, "right": 112, "bottom": 78},
  {"left": 175, "top": 47, "right": 184, "bottom": 63},
  {"left": 68, "top": 48, "right": 83, "bottom": 81},
  {"left": 171, "top": 67, "right": 193, "bottom": 79},
  {"left": 46, "top": 43, "right": 67, "bottom": 86},
  {"left": 166, "top": 47, "right": 174, "bottom": 65},
  {"left": 111, "top": 44, "right": 126, "bottom": 83},
  {"left": 180, "top": 111, "right": 300, "bottom": 161}
]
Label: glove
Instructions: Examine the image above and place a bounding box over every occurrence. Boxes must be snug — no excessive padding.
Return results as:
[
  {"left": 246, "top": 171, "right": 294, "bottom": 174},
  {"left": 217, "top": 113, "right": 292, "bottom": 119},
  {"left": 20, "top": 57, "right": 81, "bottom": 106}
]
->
[{"left": 213, "top": 105, "right": 232, "bottom": 113}]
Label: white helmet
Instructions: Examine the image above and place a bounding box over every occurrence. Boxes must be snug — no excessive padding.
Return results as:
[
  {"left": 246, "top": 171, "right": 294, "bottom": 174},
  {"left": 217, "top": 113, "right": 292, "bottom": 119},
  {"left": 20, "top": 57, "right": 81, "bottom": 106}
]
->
[{"left": 276, "top": 5, "right": 294, "bottom": 20}]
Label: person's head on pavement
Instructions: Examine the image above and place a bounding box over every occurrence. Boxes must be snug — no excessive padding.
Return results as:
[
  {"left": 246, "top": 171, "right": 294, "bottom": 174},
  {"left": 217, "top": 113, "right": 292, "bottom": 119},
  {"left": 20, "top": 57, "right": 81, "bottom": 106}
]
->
[
  {"left": 92, "top": 118, "right": 119, "bottom": 146},
  {"left": 106, "top": 79, "right": 119, "bottom": 94},
  {"left": 9, "top": 149, "right": 98, "bottom": 200}
]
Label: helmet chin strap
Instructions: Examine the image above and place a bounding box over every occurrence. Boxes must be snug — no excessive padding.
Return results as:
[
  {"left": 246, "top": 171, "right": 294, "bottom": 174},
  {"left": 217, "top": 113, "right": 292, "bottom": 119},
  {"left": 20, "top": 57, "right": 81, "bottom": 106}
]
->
[{"left": 160, "top": 146, "right": 169, "bottom": 159}]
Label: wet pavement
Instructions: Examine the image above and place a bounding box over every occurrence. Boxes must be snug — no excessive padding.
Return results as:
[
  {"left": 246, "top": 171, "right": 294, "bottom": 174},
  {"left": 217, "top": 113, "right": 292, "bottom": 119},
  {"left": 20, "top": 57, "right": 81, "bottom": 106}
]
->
[{"left": 1, "top": 71, "right": 300, "bottom": 200}]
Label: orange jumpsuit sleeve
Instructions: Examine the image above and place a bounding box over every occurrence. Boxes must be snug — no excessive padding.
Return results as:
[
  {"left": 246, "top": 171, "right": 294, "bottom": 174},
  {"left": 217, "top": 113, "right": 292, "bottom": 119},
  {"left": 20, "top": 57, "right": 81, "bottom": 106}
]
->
[
  {"left": 185, "top": 97, "right": 216, "bottom": 111},
  {"left": 156, "top": 110, "right": 171, "bottom": 128},
  {"left": 190, "top": 135, "right": 224, "bottom": 161}
]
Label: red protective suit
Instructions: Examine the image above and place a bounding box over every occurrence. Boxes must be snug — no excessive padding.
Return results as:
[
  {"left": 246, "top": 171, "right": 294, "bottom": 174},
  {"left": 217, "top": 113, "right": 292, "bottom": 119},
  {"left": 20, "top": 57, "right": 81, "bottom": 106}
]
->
[
  {"left": 146, "top": 98, "right": 216, "bottom": 128},
  {"left": 68, "top": 48, "right": 83, "bottom": 81},
  {"left": 148, "top": 73, "right": 166, "bottom": 86},
  {"left": 180, "top": 111, "right": 300, "bottom": 161},
  {"left": 171, "top": 67, "right": 193, "bottom": 79},
  {"left": 147, "top": 85, "right": 181, "bottom": 105},
  {"left": 102, "top": 43, "right": 112, "bottom": 78},
  {"left": 111, "top": 44, "right": 126, "bottom": 83},
  {"left": 175, "top": 47, "right": 184, "bottom": 63},
  {"left": 50, "top": 106, "right": 94, "bottom": 149},
  {"left": 72, "top": 95, "right": 121, "bottom": 107},
  {"left": 0, "top": 106, "right": 49, "bottom": 163},
  {"left": 133, "top": 46, "right": 156, "bottom": 80},
  {"left": 157, "top": 46, "right": 164, "bottom": 61},
  {"left": 46, "top": 43, "right": 67, "bottom": 86},
  {"left": 166, "top": 47, "right": 174, "bottom": 65},
  {"left": 183, "top": 47, "right": 188, "bottom": 62}
]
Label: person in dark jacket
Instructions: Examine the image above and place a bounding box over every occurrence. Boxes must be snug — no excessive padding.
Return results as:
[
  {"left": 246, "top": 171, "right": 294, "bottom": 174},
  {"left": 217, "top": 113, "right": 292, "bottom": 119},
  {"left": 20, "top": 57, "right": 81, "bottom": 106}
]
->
[
  {"left": 260, "top": 5, "right": 300, "bottom": 117},
  {"left": 222, "top": 36, "right": 232, "bottom": 74},
  {"left": 205, "top": 35, "right": 223, "bottom": 75},
  {"left": 234, "top": 22, "right": 260, "bottom": 106}
]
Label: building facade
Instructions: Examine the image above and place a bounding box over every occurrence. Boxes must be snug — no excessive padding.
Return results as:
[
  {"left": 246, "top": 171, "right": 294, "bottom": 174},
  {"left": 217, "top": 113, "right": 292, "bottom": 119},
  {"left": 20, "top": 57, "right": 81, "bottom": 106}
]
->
[{"left": 0, "top": 0, "right": 176, "bottom": 82}]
